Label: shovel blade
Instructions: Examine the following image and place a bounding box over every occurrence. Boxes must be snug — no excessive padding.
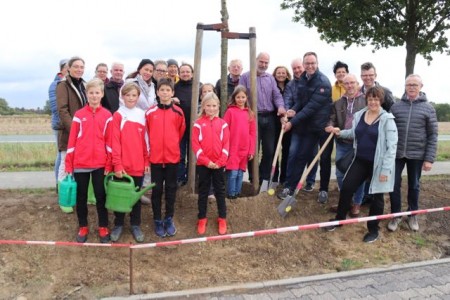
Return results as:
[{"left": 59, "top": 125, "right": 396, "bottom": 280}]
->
[
  {"left": 259, "top": 180, "right": 269, "bottom": 193},
  {"left": 277, "top": 195, "right": 297, "bottom": 218}
]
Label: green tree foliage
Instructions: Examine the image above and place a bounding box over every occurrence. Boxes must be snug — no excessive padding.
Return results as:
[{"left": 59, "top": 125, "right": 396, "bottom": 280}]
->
[
  {"left": 433, "top": 103, "right": 450, "bottom": 121},
  {"left": 0, "top": 98, "right": 14, "bottom": 115},
  {"left": 43, "top": 100, "right": 51, "bottom": 115},
  {"left": 280, "top": 0, "right": 450, "bottom": 77}
]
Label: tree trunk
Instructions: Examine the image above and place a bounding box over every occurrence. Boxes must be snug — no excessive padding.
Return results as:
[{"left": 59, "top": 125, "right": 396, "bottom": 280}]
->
[
  {"left": 405, "top": 43, "right": 417, "bottom": 78},
  {"left": 220, "top": 0, "right": 229, "bottom": 116}
]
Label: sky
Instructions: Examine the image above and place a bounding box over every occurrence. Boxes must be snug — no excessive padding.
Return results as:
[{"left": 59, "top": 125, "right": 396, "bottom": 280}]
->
[{"left": 0, "top": 0, "right": 449, "bottom": 109}]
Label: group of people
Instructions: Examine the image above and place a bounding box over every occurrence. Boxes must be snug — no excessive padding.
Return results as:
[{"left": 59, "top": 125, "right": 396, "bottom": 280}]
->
[{"left": 48, "top": 50, "right": 438, "bottom": 244}]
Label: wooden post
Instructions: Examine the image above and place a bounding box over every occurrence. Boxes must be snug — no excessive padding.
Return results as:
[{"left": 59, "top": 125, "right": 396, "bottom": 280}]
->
[
  {"left": 219, "top": 0, "right": 229, "bottom": 116},
  {"left": 188, "top": 23, "right": 204, "bottom": 194},
  {"left": 249, "top": 27, "right": 258, "bottom": 194}
]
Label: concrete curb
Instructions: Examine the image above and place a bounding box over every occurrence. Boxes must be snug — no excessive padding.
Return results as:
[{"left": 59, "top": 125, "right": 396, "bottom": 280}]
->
[{"left": 103, "top": 258, "right": 450, "bottom": 299}]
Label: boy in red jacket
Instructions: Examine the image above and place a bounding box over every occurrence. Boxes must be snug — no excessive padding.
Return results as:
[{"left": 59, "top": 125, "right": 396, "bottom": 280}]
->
[
  {"left": 145, "top": 78, "right": 186, "bottom": 237},
  {"left": 191, "top": 92, "right": 230, "bottom": 235},
  {"left": 65, "top": 78, "right": 112, "bottom": 243},
  {"left": 110, "top": 82, "right": 150, "bottom": 243}
]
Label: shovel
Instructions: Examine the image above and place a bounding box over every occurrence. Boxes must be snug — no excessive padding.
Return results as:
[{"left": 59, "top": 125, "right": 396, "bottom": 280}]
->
[
  {"left": 277, "top": 132, "right": 334, "bottom": 217},
  {"left": 260, "top": 128, "right": 285, "bottom": 194}
]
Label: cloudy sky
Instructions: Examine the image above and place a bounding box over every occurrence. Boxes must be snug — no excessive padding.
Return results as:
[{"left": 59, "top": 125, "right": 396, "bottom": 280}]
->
[{"left": 1, "top": 0, "right": 448, "bottom": 109}]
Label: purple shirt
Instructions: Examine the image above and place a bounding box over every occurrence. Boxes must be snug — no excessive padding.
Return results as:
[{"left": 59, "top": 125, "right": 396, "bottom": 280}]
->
[{"left": 239, "top": 71, "right": 285, "bottom": 112}]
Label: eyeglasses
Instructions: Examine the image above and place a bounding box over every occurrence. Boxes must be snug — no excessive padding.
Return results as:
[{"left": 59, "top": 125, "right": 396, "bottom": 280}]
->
[
  {"left": 405, "top": 84, "right": 420, "bottom": 87},
  {"left": 304, "top": 62, "right": 317, "bottom": 66},
  {"left": 361, "top": 74, "right": 375, "bottom": 78},
  {"left": 155, "top": 69, "right": 168, "bottom": 73},
  {"left": 344, "top": 81, "right": 356, "bottom": 85}
]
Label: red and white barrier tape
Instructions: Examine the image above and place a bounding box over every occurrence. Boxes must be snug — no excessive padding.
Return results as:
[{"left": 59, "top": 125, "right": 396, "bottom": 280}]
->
[{"left": 1, "top": 207, "right": 448, "bottom": 249}]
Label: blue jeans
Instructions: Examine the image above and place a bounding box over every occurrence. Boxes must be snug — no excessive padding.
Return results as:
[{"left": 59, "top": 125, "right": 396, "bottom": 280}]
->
[
  {"left": 53, "top": 130, "right": 61, "bottom": 183},
  {"left": 389, "top": 158, "right": 423, "bottom": 213},
  {"left": 227, "top": 169, "right": 244, "bottom": 196},
  {"left": 286, "top": 132, "right": 319, "bottom": 191},
  {"left": 335, "top": 141, "right": 364, "bottom": 205}
]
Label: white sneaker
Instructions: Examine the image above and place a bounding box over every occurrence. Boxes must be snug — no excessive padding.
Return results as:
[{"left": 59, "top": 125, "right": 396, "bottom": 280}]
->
[
  {"left": 407, "top": 215, "right": 419, "bottom": 231},
  {"left": 387, "top": 217, "right": 402, "bottom": 232}
]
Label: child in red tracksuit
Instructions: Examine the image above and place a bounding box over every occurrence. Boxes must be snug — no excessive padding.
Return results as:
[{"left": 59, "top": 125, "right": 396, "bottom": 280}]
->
[
  {"left": 65, "top": 78, "right": 112, "bottom": 243},
  {"left": 223, "top": 85, "right": 256, "bottom": 199},
  {"left": 110, "top": 82, "right": 150, "bottom": 243},
  {"left": 146, "top": 78, "right": 186, "bottom": 238},
  {"left": 191, "top": 92, "right": 230, "bottom": 235}
]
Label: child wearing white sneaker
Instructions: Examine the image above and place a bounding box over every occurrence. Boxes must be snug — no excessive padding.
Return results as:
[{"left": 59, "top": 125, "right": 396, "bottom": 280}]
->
[
  {"left": 191, "top": 92, "right": 230, "bottom": 235},
  {"left": 110, "top": 82, "right": 149, "bottom": 243}
]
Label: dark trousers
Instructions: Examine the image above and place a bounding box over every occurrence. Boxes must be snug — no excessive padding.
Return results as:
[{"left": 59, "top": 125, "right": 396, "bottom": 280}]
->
[
  {"left": 389, "top": 158, "right": 423, "bottom": 213},
  {"left": 177, "top": 129, "right": 190, "bottom": 184},
  {"left": 74, "top": 168, "right": 108, "bottom": 227},
  {"left": 151, "top": 163, "right": 178, "bottom": 220},
  {"left": 197, "top": 166, "right": 226, "bottom": 219},
  {"left": 113, "top": 175, "right": 143, "bottom": 226},
  {"left": 257, "top": 112, "right": 278, "bottom": 183},
  {"left": 335, "top": 157, "right": 384, "bottom": 233},
  {"left": 286, "top": 132, "right": 319, "bottom": 191}
]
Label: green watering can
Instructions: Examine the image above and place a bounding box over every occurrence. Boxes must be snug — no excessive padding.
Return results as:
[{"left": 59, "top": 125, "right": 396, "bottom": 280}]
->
[
  {"left": 104, "top": 173, "right": 155, "bottom": 213},
  {"left": 58, "top": 174, "right": 77, "bottom": 207}
]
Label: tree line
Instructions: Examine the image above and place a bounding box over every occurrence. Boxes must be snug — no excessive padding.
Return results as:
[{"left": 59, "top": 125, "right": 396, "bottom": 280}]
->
[{"left": 1, "top": 97, "right": 450, "bottom": 122}]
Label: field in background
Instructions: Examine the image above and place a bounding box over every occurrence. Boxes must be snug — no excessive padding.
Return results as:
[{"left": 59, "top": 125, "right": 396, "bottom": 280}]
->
[
  {"left": 0, "top": 116, "right": 449, "bottom": 171},
  {"left": 0, "top": 115, "right": 52, "bottom": 135}
]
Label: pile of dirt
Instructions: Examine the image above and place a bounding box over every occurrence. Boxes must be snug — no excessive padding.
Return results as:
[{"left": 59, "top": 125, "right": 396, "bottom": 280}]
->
[{"left": 0, "top": 176, "right": 449, "bottom": 299}]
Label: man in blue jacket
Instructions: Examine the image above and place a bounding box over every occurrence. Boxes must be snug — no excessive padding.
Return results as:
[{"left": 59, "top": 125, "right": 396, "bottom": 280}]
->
[{"left": 278, "top": 52, "right": 332, "bottom": 200}]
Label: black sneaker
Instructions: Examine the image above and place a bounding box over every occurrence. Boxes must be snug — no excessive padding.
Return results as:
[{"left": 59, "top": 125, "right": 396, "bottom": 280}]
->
[
  {"left": 277, "top": 188, "right": 293, "bottom": 200},
  {"left": 323, "top": 219, "right": 341, "bottom": 232},
  {"left": 361, "top": 195, "right": 373, "bottom": 206},
  {"left": 303, "top": 183, "right": 314, "bottom": 192},
  {"left": 363, "top": 231, "right": 379, "bottom": 243}
]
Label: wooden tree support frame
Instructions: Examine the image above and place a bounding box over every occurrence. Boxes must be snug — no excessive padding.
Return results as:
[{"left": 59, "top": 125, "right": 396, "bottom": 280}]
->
[{"left": 187, "top": 23, "right": 259, "bottom": 196}]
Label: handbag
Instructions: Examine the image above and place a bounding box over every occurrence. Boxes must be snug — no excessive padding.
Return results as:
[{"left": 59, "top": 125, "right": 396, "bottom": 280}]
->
[{"left": 336, "top": 149, "right": 355, "bottom": 173}]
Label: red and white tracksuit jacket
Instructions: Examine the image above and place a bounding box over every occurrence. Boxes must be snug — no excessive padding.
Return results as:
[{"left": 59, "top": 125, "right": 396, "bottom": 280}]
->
[
  {"left": 145, "top": 103, "right": 186, "bottom": 164},
  {"left": 111, "top": 106, "right": 149, "bottom": 176},
  {"left": 191, "top": 115, "right": 230, "bottom": 167},
  {"left": 65, "top": 105, "right": 112, "bottom": 173}
]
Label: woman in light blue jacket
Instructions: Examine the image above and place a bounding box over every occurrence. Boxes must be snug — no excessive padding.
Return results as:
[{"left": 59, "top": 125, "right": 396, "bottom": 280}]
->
[{"left": 325, "top": 86, "right": 397, "bottom": 243}]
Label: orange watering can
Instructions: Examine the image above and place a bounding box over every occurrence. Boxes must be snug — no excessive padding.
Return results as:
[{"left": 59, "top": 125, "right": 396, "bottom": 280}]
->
[
  {"left": 58, "top": 174, "right": 77, "bottom": 207},
  {"left": 104, "top": 173, "right": 155, "bottom": 213}
]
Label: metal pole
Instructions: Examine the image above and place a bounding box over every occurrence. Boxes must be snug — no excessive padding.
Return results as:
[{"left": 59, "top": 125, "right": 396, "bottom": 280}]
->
[
  {"left": 187, "top": 23, "right": 204, "bottom": 194},
  {"left": 249, "top": 27, "right": 258, "bottom": 194},
  {"left": 129, "top": 246, "right": 134, "bottom": 295}
]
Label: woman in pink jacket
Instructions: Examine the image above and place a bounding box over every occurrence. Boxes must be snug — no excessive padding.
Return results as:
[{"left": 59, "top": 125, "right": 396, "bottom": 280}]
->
[{"left": 223, "top": 85, "right": 256, "bottom": 199}]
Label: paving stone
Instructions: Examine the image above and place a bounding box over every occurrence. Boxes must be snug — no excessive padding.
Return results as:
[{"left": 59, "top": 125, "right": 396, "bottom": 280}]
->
[
  {"left": 434, "top": 274, "right": 450, "bottom": 285},
  {"left": 414, "top": 286, "right": 445, "bottom": 297},
  {"left": 435, "top": 282, "right": 450, "bottom": 294},
  {"left": 375, "top": 280, "right": 419, "bottom": 294},
  {"left": 310, "top": 282, "right": 341, "bottom": 294},
  {"left": 338, "top": 278, "right": 378, "bottom": 289},
  {"left": 309, "top": 292, "right": 337, "bottom": 300},
  {"left": 267, "top": 289, "right": 297, "bottom": 299},
  {"left": 374, "top": 292, "right": 401, "bottom": 300},
  {"left": 411, "top": 276, "right": 441, "bottom": 288},
  {"left": 241, "top": 293, "right": 272, "bottom": 300},
  {"left": 353, "top": 285, "right": 382, "bottom": 297},
  {"left": 330, "top": 289, "right": 360, "bottom": 299},
  {"left": 289, "top": 286, "right": 316, "bottom": 297}
]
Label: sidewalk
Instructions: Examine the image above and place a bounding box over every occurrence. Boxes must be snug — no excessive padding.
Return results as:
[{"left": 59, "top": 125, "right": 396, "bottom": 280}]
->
[
  {"left": 107, "top": 258, "right": 450, "bottom": 299},
  {"left": 1, "top": 161, "right": 450, "bottom": 189}
]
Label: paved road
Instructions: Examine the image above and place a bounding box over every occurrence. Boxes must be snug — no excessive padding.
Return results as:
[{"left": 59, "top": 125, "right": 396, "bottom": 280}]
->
[{"left": 1, "top": 161, "right": 450, "bottom": 189}]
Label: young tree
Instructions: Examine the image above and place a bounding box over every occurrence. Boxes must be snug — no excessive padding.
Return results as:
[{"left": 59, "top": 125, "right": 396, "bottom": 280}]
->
[{"left": 280, "top": 0, "right": 450, "bottom": 77}]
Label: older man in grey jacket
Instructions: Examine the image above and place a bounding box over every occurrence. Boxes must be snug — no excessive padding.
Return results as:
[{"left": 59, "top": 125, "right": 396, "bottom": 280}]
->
[{"left": 388, "top": 74, "right": 438, "bottom": 232}]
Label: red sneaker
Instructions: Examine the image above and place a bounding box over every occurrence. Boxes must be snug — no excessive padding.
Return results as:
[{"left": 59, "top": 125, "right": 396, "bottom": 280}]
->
[
  {"left": 197, "top": 218, "right": 207, "bottom": 235},
  {"left": 76, "top": 226, "right": 89, "bottom": 243},
  {"left": 218, "top": 218, "right": 227, "bottom": 235},
  {"left": 98, "top": 227, "right": 110, "bottom": 243}
]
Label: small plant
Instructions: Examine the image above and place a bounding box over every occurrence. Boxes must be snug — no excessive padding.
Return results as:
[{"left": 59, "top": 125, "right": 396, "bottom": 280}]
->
[
  {"left": 413, "top": 235, "right": 427, "bottom": 247},
  {"left": 340, "top": 258, "right": 363, "bottom": 271}
]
